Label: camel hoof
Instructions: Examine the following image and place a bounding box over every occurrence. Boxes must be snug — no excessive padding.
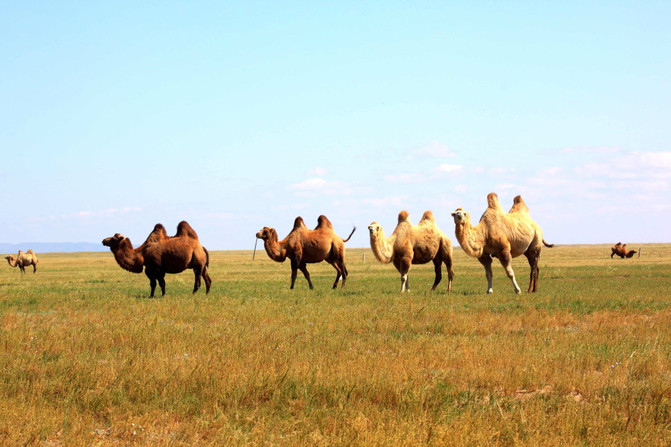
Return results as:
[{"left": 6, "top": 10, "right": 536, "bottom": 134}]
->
[{"left": 486, "top": 289, "right": 494, "bottom": 294}]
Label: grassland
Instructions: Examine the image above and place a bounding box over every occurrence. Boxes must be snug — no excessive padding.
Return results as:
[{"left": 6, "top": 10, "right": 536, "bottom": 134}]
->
[{"left": 0, "top": 244, "right": 669, "bottom": 446}]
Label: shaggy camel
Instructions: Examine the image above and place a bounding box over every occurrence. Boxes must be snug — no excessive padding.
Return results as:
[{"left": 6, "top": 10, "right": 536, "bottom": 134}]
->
[
  {"left": 5, "top": 249, "right": 38, "bottom": 274},
  {"left": 256, "top": 215, "right": 355, "bottom": 289},
  {"left": 368, "top": 210, "right": 454, "bottom": 293},
  {"left": 611, "top": 242, "right": 637, "bottom": 259},
  {"left": 102, "top": 221, "right": 211, "bottom": 297},
  {"left": 451, "top": 193, "right": 553, "bottom": 294}
]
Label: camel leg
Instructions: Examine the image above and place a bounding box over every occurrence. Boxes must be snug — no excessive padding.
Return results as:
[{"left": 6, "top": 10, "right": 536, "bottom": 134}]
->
[
  {"left": 298, "top": 263, "right": 314, "bottom": 290},
  {"left": 478, "top": 255, "right": 494, "bottom": 294},
  {"left": 339, "top": 261, "right": 348, "bottom": 288},
  {"left": 146, "top": 271, "right": 157, "bottom": 298},
  {"left": 290, "top": 259, "right": 299, "bottom": 289},
  {"left": 446, "top": 256, "right": 454, "bottom": 293},
  {"left": 32, "top": 263, "right": 37, "bottom": 273},
  {"left": 497, "top": 251, "right": 521, "bottom": 294},
  {"left": 157, "top": 273, "right": 167, "bottom": 296},
  {"left": 19, "top": 264, "right": 26, "bottom": 274},
  {"left": 525, "top": 249, "right": 541, "bottom": 293},
  {"left": 430, "top": 258, "right": 443, "bottom": 291},
  {"left": 202, "top": 268, "right": 212, "bottom": 294},
  {"left": 327, "top": 260, "right": 343, "bottom": 289},
  {"left": 398, "top": 256, "right": 412, "bottom": 293},
  {"left": 192, "top": 267, "right": 202, "bottom": 294}
]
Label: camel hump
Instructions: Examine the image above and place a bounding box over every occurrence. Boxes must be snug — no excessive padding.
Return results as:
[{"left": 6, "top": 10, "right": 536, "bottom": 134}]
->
[
  {"left": 420, "top": 210, "right": 435, "bottom": 223},
  {"left": 486, "top": 192, "right": 503, "bottom": 211},
  {"left": 397, "top": 210, "right": 410, "bottom": 223},
  {"left": 144, "top": 223, "right": 169, "bottom": 244},
  {"left": 316, "top": 215, "right": 333, "bottom": 229},
  {"left": 292, "top": 216, "right": 307, "bottom": 230},
  {"left": 509, "top": 195, "right": 530, "bottom": 213},
  {"left": 176, "top": 221, "right": 199, "bottom": 239},
  {"left": 26, "top": 249, "right": 35, "bottom": 254},
  {"left": 614, "top": 242, "right": 622, "bottom": 247}
]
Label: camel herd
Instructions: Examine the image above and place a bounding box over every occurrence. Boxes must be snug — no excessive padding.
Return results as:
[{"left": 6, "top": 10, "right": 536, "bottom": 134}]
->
[{"left": 3, "top": 193, "right": 639, "bottom": 296}]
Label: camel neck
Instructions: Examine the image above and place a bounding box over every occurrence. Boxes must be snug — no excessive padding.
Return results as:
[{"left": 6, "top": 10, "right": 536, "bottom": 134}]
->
[
  {"left": 455, "top": 221, "right": 485, "bottom": 258},
  {"left": 113, "top": 240, "right": 144, "bottom": 273},
  {"left": 264, "top": 238, "right": 287, "bottom": 262},
  {"left": 370, "top": 229, "right": 394, "bottom": 264}
]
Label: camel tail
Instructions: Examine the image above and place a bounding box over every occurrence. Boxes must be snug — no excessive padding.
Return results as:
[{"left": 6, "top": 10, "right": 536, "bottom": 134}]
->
[
  {"left": 343, "top": 226, "right": 356, "bottom": 243},
  {"left": 204, "top": 247, "right": 210, "bottom": 267},
  {"left": 543, "top": 239, "right": 554, "bottom": 248}
]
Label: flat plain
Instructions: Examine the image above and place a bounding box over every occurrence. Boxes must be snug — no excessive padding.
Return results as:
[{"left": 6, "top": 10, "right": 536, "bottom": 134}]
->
[{"left": 1, "top": 244, "right": 669, "bottom": 446}]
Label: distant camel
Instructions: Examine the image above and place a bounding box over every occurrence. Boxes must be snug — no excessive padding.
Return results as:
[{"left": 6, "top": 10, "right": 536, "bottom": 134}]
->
[
  {"left": 611, "top": 242, "right": 637, "bottom": 259},
  {"left": 103, "top": 221, "right": 211, "bottom": 297},
  {"left": 256, "top": 215, "right": 355, "bottom": 289},
  {"left": 368, "top": 210, "right": 454, "bottom": 293},
  {"left": 451, "top": 193, "right": 553, "bottom": 294},
  {"left": 5, "top": 249, "right": 38, "bottom": 274}
]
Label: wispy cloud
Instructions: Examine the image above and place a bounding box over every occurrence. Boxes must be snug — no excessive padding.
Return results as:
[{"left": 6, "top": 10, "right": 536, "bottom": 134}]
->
[
  {"left": 432, "top": 163, "right": 463, "bottom": 173},
  {"left": 288, "top": 177, "right": 349, "bottom": 197}
]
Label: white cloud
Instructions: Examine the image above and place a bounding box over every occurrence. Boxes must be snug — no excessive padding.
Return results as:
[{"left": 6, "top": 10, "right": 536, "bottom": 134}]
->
[
  {"left": 288, "top": 177, "right": 351, "bottom": 197},
  {"left": 433, "top": 163, "right": 463, "bottom": 173}
]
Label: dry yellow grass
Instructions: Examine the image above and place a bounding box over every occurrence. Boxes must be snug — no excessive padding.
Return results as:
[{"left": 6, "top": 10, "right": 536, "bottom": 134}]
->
[{"left": 0, "top": 244, "right": 669, "bottom": 445}]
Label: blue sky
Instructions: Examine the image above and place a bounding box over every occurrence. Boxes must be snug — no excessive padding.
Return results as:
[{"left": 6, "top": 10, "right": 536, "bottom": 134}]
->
[{"left": 2, "top": 2, "right": 670, "bottom": 250}]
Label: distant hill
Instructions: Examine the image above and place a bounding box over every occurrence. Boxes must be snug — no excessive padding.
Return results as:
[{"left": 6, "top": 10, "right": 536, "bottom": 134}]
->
[{"left": 0, "top": 242, "right": 107, "bottom": 254}]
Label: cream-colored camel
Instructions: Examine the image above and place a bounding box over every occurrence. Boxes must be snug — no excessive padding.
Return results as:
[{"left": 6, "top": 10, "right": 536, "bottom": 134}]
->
[
  {"left": 256, "top": 215, "right": 356, "bottom": 289},
  {"left": 5, "top": 249, "right": 38, "bottom": 274},
  {"left": 451, "top": 193, "right": 553, "bottom": 294},
  {"left": 103, "top": 221, "right": 211, "bottom": 297},
  {"left": 368, "top": 210, "right": 454, "bottom": 293}
]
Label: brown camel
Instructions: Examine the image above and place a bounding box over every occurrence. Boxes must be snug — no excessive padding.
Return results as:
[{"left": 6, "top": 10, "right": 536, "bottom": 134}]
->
[
  {"left": 256, "top": 215, "right": 356, "bottom": 289},
  {"left": 368, "top": 210, "right": 454, "bottom": 293},
  {"left": 5, "top": 249, "right": 38, "bottom": 274},
  {"left": 611, "top": 242, "right": 637, "bottom": 259},
  {"left": 451, "top": 193, "right": 553, "bottom": 294},
  {"left": 102, "top": 221, "right": 211, "bottom": 297}
]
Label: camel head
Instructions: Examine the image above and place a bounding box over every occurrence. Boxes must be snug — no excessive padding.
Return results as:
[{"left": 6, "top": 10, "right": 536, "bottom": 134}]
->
[
  {"left": 5, "top": 255, "right": 15, "bottom": 264},
  {"left": 367, "top": 221, "right": 382, "bottom": 239},
  {"left": 451, "top": 208, "right": 470, "bottom": 226},
  {"left": 256, "top": 227, "right": 277, "bottom": 242},
  {"left": 102, "top": 233, "right": 126, "bottom": 251}
]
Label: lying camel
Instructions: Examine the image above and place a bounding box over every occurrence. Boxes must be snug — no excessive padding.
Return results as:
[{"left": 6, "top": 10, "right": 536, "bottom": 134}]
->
[
  {"left": 452, "top": 193, "right": 553, "bottom": 294},
  {"left": 256, "top": 215, "right": 355, "bottom": 289},
  {"left": 611, "top": 242, "right": 637, "bottom": 259},
  {"left": 368, "top": 210, "right": 454, "bottom": 293},
  {"left": 103, "top": 221, "right": 211, "bottom": 297},
  {"left": 5, "top": 249, "right": 38, "bottom": 273}
]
